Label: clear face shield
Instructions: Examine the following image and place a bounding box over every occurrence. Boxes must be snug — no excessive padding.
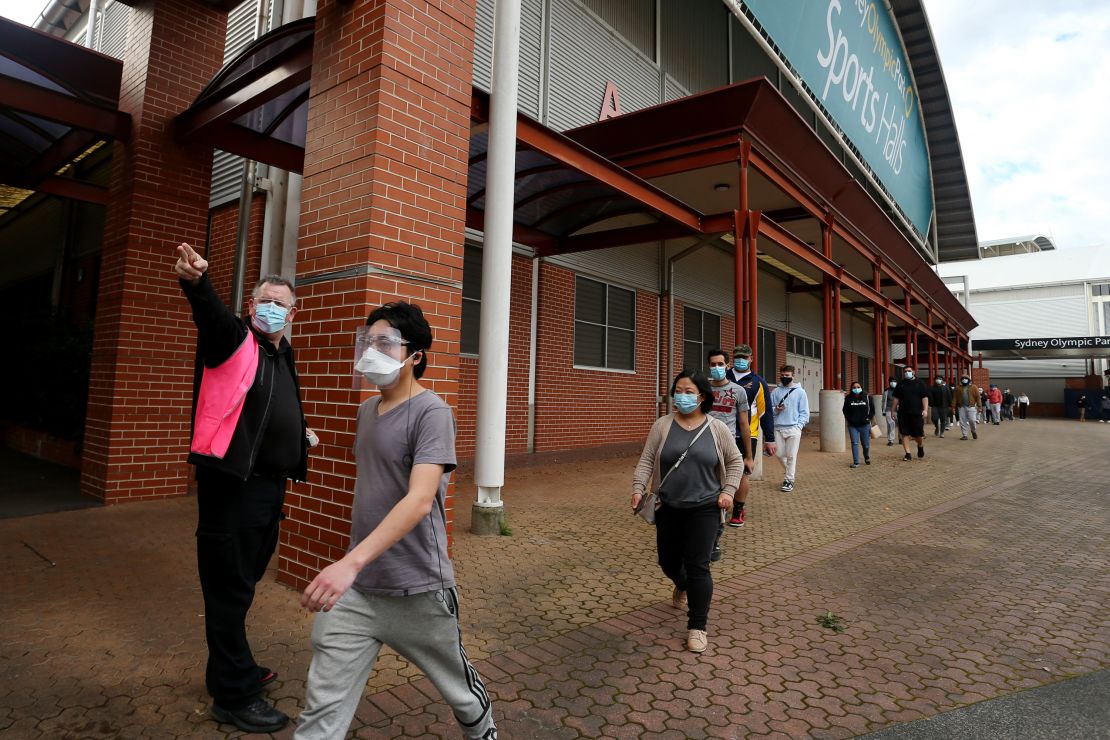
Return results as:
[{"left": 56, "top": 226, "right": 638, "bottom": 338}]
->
[{"left": 353, "top": 325, "right": 415, "bottom": 390}]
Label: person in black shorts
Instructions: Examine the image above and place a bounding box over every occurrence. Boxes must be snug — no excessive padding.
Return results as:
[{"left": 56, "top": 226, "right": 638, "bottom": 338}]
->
[{"left": 891, "top": 368, "right": 930, "bottom": 461}]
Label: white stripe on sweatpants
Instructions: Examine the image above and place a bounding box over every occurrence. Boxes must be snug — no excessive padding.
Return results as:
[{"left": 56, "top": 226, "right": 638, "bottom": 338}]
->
[
  {"left": 295, "top": 587, "right": 495, "bottom": 740},
  {"left": 774, "top": 425, "right": 802, "bottom": 483}
]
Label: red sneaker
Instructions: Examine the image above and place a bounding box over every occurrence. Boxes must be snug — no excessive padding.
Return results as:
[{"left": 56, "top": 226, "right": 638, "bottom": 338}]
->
[{"left": 727, "top": 509, "right": 745, "bottom": 528}]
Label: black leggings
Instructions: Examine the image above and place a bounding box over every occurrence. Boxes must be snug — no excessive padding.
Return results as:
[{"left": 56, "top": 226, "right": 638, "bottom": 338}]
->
[{"left": 656, "top": 501, "right": 719, "bottom": 630}]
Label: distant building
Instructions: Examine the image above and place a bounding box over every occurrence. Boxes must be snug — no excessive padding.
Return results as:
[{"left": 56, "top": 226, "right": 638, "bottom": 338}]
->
[{"left": 938, "top": 239, "right": 1110, "bottom": 416}]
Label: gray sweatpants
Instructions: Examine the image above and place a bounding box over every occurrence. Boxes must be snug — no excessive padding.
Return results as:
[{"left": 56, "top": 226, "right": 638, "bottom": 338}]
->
[{"left": 295, "top": 588, "right": 495, "bottom": 740}]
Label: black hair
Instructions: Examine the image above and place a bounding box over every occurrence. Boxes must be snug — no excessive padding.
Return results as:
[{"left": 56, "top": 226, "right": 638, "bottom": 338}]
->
[
  {"left": 780, "top": 364, "right": 795, "bottom": 374},
  {"left": 670, "top": 369, "right": 714, "bottom": 414},
  {"left": 706, "top": 347, "right": 728, "bottom": 365},
  {"left": 850, "top": 379, "right": 863, "bottom": 389},
  {"left": 366, "top": 301, "right": 432, "bottom": 379}
]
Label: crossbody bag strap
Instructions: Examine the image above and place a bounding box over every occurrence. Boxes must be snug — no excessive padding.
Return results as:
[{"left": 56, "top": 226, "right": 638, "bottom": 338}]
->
[{"left": 658, "top": 420, "right": 713, "bottom": 489}]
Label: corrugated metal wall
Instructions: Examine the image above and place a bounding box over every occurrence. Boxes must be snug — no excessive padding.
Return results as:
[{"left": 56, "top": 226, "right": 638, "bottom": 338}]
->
[
  {"left": 546, "top": 242, "right": 660, "bottom": 293},
  {"left": 970, "top": 295, "right": 1088, "bottom": 338},
  {"left": 209, "top": 0, "right": 264, "bottom": 208},
  {"left": 472, "top": 0, "right": 544, "bottom": 118},
  {"left": 673, "top": 246, "right": 734, "bottom": 315},
  {"left": 789, "top": 291, "right": 824, "bottom": 341},
  {"left": 757, "top": 271, "right": 788, "bottom": 331},
  {"left": 580, "top": 0, "right": 655, "bottom": 59},
  {"left": 545, "top": 0, "right": 660, "bottom": 130},
  {"left": 99, "top": 1, "right": 129, "bottom": 59},
  {"left": 729, "top": 13, "right": 776, "bottom": 83},
  {"left": 660, "top": 0, "right": 728, "bottom": 94}
]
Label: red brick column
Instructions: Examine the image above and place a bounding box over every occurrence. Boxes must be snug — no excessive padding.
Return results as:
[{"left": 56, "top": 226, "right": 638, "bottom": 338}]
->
[
  {"left": 279, "top": 0, "right": 476, "bottom": 588},
  {"left": 81, "top": 0, "right": 227, "bottom": 503}
]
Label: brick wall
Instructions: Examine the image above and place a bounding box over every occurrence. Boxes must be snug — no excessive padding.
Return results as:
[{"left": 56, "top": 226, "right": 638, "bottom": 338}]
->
[
  {"left": 81, "top": 0, "right": 227, "bottom": 504},
  {"left": 279, "top": 0, "right": 476, "bottom": 590},
  {"left": 531, "top": 262, "right": 659, "bottom": 451},
  {"left": 455, "top": 253, "right": 533, "bottom": 458},
  {"left": 205, "top": 198, "right": 266, "bottom": 310}
]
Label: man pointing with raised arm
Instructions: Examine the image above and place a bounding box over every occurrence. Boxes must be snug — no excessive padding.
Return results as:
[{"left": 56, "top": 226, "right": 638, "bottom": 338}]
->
[{"left": 175, "top": 242, "right": 315, "bottom": 733}]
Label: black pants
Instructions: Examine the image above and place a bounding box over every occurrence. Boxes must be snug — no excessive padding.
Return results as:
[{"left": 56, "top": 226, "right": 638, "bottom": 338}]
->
[
  {"left": 656, "top": 501, "right": 719, "bottom": 630},
  {"left": 196, "top": 468, "right": 286, "bottom": 709},
  {"left": 1019, "top": 403, "right": 1028, "bottom": 419}
]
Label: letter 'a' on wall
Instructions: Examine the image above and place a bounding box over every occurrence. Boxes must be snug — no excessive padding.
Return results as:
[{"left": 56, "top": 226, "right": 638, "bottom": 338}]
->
[{"left": 741, "top": 0, "right": 934, "bottom": 239}]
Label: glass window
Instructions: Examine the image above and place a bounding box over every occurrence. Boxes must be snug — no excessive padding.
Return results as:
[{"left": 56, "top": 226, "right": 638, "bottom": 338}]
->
[
  {"left": 460, "top": 245, "right": 483, "bottom": 355},
  {"left": 757, "top": 326, "right": 776, "bottom": 376},
  {"left": 574, "top": 276, "right": 636, "bottom": 370},
  {"left": 858, "top": 355, "right": 871, "bottom": 393},
  {"left": 682, "top": 306, "right": 721, "bottom": 373}
]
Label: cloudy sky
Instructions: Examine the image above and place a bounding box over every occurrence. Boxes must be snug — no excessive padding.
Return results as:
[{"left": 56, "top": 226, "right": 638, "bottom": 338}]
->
[
  {"left": 1, "top": 0, "right": 1107, "bottom": 250},
  {"left": 922, "top": 0, "right": 1110, "bottom": 250}
]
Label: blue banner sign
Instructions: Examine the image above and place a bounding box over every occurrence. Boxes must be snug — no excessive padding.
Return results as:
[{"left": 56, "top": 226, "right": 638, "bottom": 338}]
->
[{"left": 741, "top": 0, "right": 934, "bottom": 238}]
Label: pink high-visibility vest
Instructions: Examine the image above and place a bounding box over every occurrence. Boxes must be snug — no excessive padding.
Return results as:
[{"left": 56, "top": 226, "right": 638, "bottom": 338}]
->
[{"left": 190, "top": 332, "right": 259, "bottom": 458}]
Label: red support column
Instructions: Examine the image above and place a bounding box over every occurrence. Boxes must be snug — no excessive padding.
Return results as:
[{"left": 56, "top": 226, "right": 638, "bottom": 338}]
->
[
  {"left": 82, "top": 0, "right": 228, "bottom": 503},
  {"left": 283, "top": 0, "right": 477, "bottom": 589},
  {"left": 821, "top": 218, "right": 834, "bottom": 388},
  {"left": 747, "top": 210, "right": 761, "bottom": 349},
  {"left": 833, "top": 280, "right": 842, "bottom": 389},
  {"left": 733, "top": 209, "right": 746, "bottom": 347}
]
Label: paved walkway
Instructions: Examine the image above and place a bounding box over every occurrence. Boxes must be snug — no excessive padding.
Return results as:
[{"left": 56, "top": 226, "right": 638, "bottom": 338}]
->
[{"left": 1, "top": 418, "right": 1107, "bottom": 738}]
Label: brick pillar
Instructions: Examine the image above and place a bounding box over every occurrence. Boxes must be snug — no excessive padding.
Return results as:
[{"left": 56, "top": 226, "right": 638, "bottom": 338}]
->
[
  {"left": 81, "top": 0, "right": 227, "bottom": 503},
  {"left": 279, "top": 0, "right": 476, "bottom": 589}
]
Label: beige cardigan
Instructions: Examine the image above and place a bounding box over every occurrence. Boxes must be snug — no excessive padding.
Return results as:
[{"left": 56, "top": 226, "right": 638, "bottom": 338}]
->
[{"left": 632, "top": 414, "right": 743, "bottom": 499}]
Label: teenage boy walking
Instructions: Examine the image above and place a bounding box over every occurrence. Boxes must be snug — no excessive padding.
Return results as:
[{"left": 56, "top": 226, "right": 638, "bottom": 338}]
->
[
  {"left": 295, "top": 302, "right": 495, "bottom": 740},
  {"left": 725, "top": 343, "right": 774, "bottom": 527},
  {"left": 769, "top": 365, "right": 809, "bottom": 492},
  {"left": 707, "top": 349, "right": 753, "bottom": 559}
]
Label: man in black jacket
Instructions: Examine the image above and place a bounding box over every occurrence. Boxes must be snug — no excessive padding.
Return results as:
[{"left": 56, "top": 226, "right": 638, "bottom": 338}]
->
[
  {"left": 928, "top": 376, "right": 952, "bottom": 437},
  {"left": 175, "top": 242, "right": 312, "bottom": 733}
]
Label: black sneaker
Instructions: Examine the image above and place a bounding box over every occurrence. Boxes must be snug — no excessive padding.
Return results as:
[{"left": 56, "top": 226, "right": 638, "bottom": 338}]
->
[
  {"left": 849, "top": 463, "right": 860, "bottom": 469},
  {"left": 886, "top": 441, "right": 894, "bottom": 446},
  {"left": 211, "top": 698, "right": 288, "bottom": 733},
  {"left": 903, "top": 452, "right": 912, "bottom": 461},
  {"left": 972, "top": 430, "right": 978, "bottom": 439},
  {"left": 917, "top": 446, "right": 925, "bottom": 458},
  {"left": 864, "top": 457, "right": 871, "bottom": 465},
  {"left": 782, "top": 480, "right": 794, "bottom": 493},
  {"left": 710, "top": 544, "right": 722, "bottom": 562}
]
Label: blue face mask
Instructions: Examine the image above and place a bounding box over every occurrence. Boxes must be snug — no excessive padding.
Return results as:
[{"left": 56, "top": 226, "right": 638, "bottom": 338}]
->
[
  {"left": 709, "top": 366, "right": 727, "bottom": 381},
  {"left": 674, "top": 393, "right": 700, "bottom": 414},
  {"left": 253, "top": 301, "right": 289, "bottom": 334},
  {"left": 851, "top": 387, "right": 862, "bottom": 394},
  {"left": 733, "top": 358, "right": 750, "bottom": 372}
]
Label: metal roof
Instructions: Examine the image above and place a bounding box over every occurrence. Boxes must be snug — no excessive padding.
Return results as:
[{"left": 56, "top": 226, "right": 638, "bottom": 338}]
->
[{"left": 891, "top": 0, "right": 980, "bottom": 263}]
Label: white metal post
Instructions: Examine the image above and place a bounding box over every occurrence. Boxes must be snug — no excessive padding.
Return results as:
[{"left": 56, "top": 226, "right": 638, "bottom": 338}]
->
[{"left": 473, "top": 0, "right": 522, "bottom": 520}]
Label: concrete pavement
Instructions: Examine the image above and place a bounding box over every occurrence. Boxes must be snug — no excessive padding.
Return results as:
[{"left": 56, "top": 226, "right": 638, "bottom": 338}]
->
[{"left": 1, "top": 417, "right": 1107, "bottom": 738}]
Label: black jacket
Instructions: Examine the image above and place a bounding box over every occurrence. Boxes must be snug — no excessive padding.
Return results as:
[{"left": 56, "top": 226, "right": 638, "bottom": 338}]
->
[
  {"left": 182, "top": 275, "right": 308, "bottom": 482},
  {"left": 842, "top": 394, "right": 874, "bottom": 427},
  {"left": 928, "top": 383, "right": 951, "bottom": 410}
]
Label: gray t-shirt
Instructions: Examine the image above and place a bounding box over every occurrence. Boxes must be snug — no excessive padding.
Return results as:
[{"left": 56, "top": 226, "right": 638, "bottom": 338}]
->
[
  {"left": 657, "top": 420, "right": 720, "bottom": 508},
  {"left": 709, "top": 381, "right": 749, "bottom": 437},
  {"left": 350, "top": 391, "right": 457, "bottom": 596}
]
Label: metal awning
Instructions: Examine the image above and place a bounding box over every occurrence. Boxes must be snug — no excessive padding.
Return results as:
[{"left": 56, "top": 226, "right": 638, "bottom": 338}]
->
[
  {"left": 175, "top": 22, "right": 718, "bottom": 253},
  {"left": 0, "top": 15, "right": 130, "bottom": 208}
]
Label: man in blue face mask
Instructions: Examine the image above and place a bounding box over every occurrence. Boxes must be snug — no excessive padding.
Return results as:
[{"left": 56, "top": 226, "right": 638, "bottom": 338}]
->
[
  {"left": 725, "top": 344, "right": 774, "bottom": 526},
  {"left": 175, "top": 242, "right": 315, "bottom": 733},
  {"left": 706, "top": 349, "right": 752, "bottom": 560}
]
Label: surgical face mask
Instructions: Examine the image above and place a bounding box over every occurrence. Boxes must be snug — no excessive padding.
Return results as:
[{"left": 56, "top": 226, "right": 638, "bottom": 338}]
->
[
  {"left": 936, "top": 379, "right": 943, "bottom": 385},
  {"left": 780, "top": 375, "right": 793, "bottom": 386},
  {"left": 355, "top": 346, "right": 414, "bottom": 389},
  {"left": 904, "top": 371, "right": 915, "bottom": 380},
  {"left": 961, "top": 379, "right": 970, "bottom": 386},
  {"left": 733, "top": 358, "right": 750, "bottom": 372},
  {"left": 851, "top": 387, "right": 862, "bottom": 394},
  {"left": 890, "top": 381, "right": 897, "bottom": 388},
  {"left": 709, "top": 366, "right": 727, "bottom": 381},
  {"left": 252, "top": 301, "right": 288, "bottom": 334},
  {"left": 673, "top": 393, "right": 700, "bottom": 414}
]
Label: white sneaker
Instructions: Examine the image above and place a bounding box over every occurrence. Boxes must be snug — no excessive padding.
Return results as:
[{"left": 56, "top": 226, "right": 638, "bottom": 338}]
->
[{"left": 687, "top": 629, "right": 707, "bottom": 653}]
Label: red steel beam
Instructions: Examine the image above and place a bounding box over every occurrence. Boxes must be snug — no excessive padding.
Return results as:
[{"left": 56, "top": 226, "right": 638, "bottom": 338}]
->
[
  {"left": 556, "top": 221, "right": 694, "bottom": 254},
  {"left": 0, "top": 74, "right": 130, "bottom": 140},
  {"left": 734, "top": 209, "right": 746, "bottom": 347},
  {"left": 514, "top": 115, "right": 704, "bottom": 233},
  {"left": 33, "top": 175, "right": 108, "bottom": 204},
  {"left": 747, "top": 210, "right": 761, "bottom": 348}
]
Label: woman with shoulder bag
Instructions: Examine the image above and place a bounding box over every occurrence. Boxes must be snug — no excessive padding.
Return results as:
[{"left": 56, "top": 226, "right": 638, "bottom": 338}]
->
[{"left": 630, "top": 370, "right": 743, "bottom": 653}]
